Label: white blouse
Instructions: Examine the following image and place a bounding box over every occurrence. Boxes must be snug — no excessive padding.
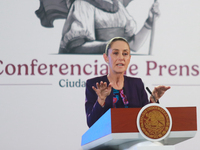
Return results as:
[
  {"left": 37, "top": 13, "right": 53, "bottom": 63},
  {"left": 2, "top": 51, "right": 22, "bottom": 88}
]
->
[{"left": 60, "top": 0, "right": 136, "bottom": 50}]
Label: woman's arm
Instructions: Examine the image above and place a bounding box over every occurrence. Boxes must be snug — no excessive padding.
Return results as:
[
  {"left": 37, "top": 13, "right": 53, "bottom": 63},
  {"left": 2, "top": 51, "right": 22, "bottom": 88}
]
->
[
  {"left": 129, "top": 2, "right": 160, "bottom": 51},
  {"left": 85, "top": 80, "right": 112, "bottom": 127},
  {"left": 129, "top": 26, "right": 151, "bottom": 51},
  {"left": 70, "top": 41, "right": 107, "bottom": 54}
]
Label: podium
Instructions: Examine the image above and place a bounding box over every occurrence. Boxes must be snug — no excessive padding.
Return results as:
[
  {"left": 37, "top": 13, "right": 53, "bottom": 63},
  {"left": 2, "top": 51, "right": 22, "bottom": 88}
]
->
[{"left": 81, "top": 105, "right": 197, "bottom": 150}]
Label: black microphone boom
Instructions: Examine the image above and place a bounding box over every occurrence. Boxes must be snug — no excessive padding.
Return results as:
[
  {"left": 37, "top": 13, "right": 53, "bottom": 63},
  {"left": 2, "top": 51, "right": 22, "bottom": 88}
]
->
[{"left": 146, "top": 87, "right": 157, "bottom": 103}]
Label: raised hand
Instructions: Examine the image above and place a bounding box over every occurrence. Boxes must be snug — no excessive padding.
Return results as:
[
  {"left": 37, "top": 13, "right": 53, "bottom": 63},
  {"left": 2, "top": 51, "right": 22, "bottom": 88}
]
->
[
  {"left": 149, "top": 1, "right": 160, "bottom": 21},
  {"left": 150, "top": 85, "right": 171, "bottom": 103},
  {"left": 92, "top": 81, "right": 112, "bottom": 107},
  {"left": 145, "top": 1, "right": 161, "bottom": 29}
]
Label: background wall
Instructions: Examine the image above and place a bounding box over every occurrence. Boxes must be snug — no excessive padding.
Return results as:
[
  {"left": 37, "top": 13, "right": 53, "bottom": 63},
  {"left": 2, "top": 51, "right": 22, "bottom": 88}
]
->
[{"left": 0, "top": 0, "right": 199, "bottom": 149}]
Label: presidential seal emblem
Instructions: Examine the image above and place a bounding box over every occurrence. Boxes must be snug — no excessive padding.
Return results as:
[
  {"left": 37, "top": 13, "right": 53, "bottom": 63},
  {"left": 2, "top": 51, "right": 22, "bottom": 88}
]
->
[{"left": 137, "top": 103, "right": 172, "bottom": 141}]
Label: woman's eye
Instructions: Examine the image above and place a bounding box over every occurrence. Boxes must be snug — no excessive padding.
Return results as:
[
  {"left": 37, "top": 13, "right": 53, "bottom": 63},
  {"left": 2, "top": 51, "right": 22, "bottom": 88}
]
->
[
  {"left": 123, "top": 53, "right": 128, "bottom": 56},
  {"left": 113, "top": 52, "right": 118, "bottom": 55}
]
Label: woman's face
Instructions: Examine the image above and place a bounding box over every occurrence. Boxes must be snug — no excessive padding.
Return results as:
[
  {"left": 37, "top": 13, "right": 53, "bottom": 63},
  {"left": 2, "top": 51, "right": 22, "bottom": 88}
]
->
[{"left": 104, "top": 40, "right": 131, "bottom": 75}]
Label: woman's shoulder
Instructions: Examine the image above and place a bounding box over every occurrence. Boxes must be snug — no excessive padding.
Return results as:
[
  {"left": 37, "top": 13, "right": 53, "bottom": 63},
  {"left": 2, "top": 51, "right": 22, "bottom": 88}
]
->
[
  {"left": 124, "top": 75, "right": 142, "bottom": 81},
  {"left": 124, "top": 76, "right": 145, "bottom": 89}
]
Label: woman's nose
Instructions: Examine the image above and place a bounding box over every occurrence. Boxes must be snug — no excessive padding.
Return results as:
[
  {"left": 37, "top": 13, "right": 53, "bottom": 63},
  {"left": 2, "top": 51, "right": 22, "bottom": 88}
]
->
[{"left": 118, "top": 53, "right": 123, "bottom": 59}]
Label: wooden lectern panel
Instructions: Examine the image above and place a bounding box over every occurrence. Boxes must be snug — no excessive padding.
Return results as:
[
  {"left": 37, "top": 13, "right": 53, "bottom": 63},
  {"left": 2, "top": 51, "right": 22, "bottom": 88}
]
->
[
  {"left": 111, "top": 108, "right": 140, "bottom": 133},
  {"left": 168, "top": 107, "right": 197, "bottom": 131},
  {"left": 111, "top": 107, "right": 197, "bottom": 133}
]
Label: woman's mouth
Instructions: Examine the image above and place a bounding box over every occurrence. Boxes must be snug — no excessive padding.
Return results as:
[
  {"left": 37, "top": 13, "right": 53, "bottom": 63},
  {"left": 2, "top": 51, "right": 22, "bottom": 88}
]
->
[{"left": 117, "top": 63, "right": 124, "bottom": 66}]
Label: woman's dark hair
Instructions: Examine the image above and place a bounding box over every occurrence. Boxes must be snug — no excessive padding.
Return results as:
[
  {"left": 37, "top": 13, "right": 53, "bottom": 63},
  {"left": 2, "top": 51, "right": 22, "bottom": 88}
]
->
[{"left": 105, "top": 37, "right": 130, "bottom": 55}]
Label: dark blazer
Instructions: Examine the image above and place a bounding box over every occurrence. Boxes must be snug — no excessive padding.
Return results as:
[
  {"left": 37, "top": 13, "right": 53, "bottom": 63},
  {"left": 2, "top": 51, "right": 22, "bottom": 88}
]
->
[{"left": 85, "top": 75, "right": 149, "bottom": 127}]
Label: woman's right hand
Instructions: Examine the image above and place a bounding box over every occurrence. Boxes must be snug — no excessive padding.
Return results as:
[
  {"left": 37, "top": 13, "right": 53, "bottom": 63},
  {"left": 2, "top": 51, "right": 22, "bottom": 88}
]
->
[{"left": 92, "top": 81, "right": 112, "bottom": 107}]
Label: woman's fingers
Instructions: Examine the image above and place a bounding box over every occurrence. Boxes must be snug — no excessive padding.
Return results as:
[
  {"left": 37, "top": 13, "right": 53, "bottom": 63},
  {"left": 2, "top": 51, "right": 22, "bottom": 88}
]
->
[
  {"left": 93, "top": 81, "right": 110, "bottom": 95},
  {"left": 92, "top": 81, "right": 112, "bottom": 99},
  {"left": 92, "top": 86, "right": 97, "bottom": 93},
  {"left": 149, "top": 2, "right": 160, "bottom": 19},
  {"left": 155, "top": 86, "right": 170, "bottom": 92},
  {"left": 152, "top": 2, "right": 159, "bottom": 13},
  {"left": 153, "top": 86, "right": 171, "bottom": 99},
  {"left": 96, "top": 82, "right": 100, "bottom": 89},
  {"left": 97, "top": 81, "right": 108, "bottom": 89}
]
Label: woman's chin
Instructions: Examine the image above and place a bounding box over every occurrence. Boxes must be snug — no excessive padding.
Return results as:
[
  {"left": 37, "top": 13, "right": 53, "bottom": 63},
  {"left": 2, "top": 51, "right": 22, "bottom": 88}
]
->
[{"left": 114, "top": 70, "right": 126, "bottom": 74}]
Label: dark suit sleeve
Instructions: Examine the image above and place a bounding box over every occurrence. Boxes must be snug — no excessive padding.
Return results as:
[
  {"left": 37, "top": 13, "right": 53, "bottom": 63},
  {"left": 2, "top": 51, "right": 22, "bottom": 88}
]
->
[
  {"left": 85, "top": 80, "right": 108, "bottom": 127},
  {"left": 138, "top": 78, "right": 149, "bottom": 106}
]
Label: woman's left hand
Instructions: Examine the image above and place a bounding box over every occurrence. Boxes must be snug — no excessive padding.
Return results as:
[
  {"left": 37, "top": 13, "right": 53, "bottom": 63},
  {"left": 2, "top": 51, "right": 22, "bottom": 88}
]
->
[{"left": 150, "top": 85, "right": 170, "bottom": 102}]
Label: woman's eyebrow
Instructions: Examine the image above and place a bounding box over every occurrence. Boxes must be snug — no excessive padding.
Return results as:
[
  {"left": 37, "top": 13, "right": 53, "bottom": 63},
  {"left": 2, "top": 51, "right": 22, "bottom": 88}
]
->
[
  {"left": 112, "top": 49, "right": 119, "bottom": 51},
  {"left": 112, "top": 49, "right": 129, "bottom": 51}
]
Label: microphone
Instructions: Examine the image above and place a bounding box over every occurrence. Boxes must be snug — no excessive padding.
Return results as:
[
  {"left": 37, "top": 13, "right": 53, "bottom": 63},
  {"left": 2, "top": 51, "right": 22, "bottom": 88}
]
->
[{"left": 146, "top": 87, "right": 157, "bottom": 103}]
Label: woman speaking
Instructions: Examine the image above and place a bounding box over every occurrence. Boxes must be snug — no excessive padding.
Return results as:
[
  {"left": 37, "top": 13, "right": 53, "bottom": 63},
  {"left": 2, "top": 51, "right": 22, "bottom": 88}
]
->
[{"left": 85, "top": 37, "right": 170, "bottom": 127}]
